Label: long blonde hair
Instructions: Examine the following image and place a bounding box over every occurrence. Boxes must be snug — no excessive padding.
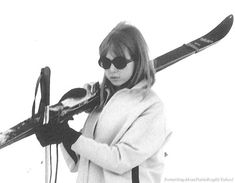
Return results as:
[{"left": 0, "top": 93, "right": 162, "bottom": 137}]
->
[{"left": 98, "top": 22, "right": 155, "bottom": 109}]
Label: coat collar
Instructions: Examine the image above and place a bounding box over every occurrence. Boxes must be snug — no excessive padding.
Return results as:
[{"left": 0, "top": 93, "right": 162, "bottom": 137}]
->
[
  {"left": 84, "top": 80, "right": 151, "bottom": 140},
  {"left": 114, "top": 79, "right": 149, "bottom": 96}
]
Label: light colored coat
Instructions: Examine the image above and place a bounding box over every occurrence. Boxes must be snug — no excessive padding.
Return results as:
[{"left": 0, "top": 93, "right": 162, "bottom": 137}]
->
[{"left": 61, "top": 80, "right": 171, "bottom": 183}]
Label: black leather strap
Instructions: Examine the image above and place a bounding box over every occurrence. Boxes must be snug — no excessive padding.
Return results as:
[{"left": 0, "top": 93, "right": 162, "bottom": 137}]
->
[{"left": 132, "top": 166, "right": 139, "bottom": 183}]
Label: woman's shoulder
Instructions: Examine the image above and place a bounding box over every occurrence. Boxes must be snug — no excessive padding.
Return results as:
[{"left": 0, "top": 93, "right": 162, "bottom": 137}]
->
[
  {"left": 149, "top": 88, "right": 162, "bottom": 103},
  {"left": 125, "top": 80, "right": 163, "bottom": 105},
  {"left": 127, "top": 87, "right": 164, "bottom": 115},
  {"left": 144, "top": 89, "right": 164, "bottom": 109}
]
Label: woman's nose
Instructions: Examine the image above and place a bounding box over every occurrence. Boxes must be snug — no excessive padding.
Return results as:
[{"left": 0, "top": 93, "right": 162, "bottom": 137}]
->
[{"left": 109, "top": 63, "right": 118, "bottom": 72}]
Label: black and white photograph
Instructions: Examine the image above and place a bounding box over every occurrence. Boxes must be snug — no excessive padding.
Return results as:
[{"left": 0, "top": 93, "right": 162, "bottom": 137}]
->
[{"left": 0, "top": 1, "right": 234, "bottom": 183}]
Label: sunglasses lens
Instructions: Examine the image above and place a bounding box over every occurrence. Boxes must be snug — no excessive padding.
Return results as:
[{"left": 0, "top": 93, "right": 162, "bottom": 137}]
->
[
  {"left": 98, "top": 56, "right": 131, "bottom": 69},
  {"left": 113, "top": 57, "right": 127, "bottom": 69},
  {"left": 98, "top": 57, "right": 111, "bottom": 69}
]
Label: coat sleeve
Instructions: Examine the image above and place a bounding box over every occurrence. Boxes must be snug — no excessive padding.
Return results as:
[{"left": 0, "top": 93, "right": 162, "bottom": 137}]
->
[
  {"left": 71, "top": 101, "right": 167, "bottom": 175},
  {"left": 60, "top": 143, "right": 79, "bottom": 172},
  {"left": 60, "top": 128, "right": 83, "bottom": 172}
]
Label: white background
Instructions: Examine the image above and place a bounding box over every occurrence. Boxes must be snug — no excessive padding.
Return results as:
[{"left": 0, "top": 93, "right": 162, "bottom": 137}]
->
[{"left": 0, "top": 0, "right": 234, "bottom": 182}]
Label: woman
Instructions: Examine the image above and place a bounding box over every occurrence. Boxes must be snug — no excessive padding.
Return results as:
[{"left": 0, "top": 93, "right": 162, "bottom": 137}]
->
[{"left": 36, "top": 22, "right": 171, "bottom": 183}]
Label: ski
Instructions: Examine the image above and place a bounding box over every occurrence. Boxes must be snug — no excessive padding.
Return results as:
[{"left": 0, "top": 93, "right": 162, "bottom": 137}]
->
[
  {"left": 153, "top": 14, "right": 233, "bottom": 72},
  {"left": 0, "top": 83, "right": 100, "bottom": 150},
  {"left": 0, "top": 14, "right": 233, "bottom": 150}
]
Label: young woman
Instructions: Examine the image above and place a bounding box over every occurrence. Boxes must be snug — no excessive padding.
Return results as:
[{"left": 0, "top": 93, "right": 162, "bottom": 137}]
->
[{"left": 36, "top": 22, "right": 171, "bottom": 183}]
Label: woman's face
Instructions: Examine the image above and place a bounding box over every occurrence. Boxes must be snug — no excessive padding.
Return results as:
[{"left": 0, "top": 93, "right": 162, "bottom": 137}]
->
[{"left": 104, "top": 48, "right": 135, "bottom": 87}]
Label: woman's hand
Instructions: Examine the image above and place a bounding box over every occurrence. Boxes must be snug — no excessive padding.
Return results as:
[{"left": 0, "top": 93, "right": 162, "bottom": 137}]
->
[
  {"left": 35, "top": 122, "right": 65, "bottom": 147},
  {"left": 35, "top": 122, "right": 81, "bottom": 147}
]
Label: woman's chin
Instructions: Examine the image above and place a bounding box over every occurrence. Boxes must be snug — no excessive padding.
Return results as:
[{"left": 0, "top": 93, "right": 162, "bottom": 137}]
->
[
  {"left": 109, "top": 78, "right": 123, "bottom": 86},
  {"left": 110, "top": 81, "right": 122, "bottom": 86}
]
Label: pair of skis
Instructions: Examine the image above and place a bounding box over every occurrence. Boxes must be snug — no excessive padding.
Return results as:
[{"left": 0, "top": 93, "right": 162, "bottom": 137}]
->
[{"left": 0, "top": 14, "right": 233, "bottom": 151}]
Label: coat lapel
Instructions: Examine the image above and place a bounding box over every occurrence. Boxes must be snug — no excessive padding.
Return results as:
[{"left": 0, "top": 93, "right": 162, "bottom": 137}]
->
[
  {"left": 110, "top": 96, "right": 156, "bottom": 145},
  {"left": 83, "top": 110, "right": 100, "bottom": 138},
  {"left": 97, "top": 80, "right": 154, "bottom": 145}
]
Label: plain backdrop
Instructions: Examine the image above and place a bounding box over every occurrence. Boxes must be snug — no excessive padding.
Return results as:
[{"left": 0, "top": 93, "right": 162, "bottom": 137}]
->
[{"left": 0, "top": 0, "right": 234, "bottom": 182}]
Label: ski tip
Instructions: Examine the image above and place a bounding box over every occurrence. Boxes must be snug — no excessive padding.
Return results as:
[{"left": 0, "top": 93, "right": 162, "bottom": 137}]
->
[
  {"left": 40, "top": 67, "right": 51, "bottom": 80},
  {"left": 226, "top": 14, "right": 233, "bottom": 28},
  {"left": 224, "top": 14, "right": 233, "bottom": 30},
  {"left": 43, "top": 66, "right": 51, "bottom": 75},
  {"left": 203, "top": 14, "right": 234, "bottom": 42},
  {"left": 228, "top": 14, "right": 233, "bottom": 22}
]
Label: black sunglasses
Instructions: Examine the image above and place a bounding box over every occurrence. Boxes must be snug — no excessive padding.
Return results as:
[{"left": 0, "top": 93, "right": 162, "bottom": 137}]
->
[{"left": 98, "top": 56, "right": 133, "bottom": 70}]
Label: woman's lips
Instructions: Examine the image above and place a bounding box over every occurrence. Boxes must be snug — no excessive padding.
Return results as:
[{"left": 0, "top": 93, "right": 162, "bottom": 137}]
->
[{"left": 109, "top": 76, "right": 120, "bottom": 81}]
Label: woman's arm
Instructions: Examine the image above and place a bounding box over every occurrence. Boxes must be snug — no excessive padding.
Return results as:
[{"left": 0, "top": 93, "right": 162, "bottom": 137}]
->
[
  {"left": 60, "top": 127, "right": 83, "bottom": 172},
  {"left": 71, "top": 102, "right": 167, "bottom": 174},
  {"left": 60, "top": 143, "right": 79, "bottom": 172}
]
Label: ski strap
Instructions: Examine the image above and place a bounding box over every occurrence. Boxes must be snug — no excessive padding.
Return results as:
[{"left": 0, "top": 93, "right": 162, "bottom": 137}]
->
[
  {"left": 31, "top": 74, "right": 42, "bottom": 120},
  {"left": 31, "top": 67, "right": 51, "bottom": 121},
  {"left": 31, "top": 67, "right": 54, "bottom": 183}
]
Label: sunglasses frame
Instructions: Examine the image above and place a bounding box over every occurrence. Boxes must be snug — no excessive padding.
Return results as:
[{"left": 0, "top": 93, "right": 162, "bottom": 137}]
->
[{"left": 98, "top": 56, "right": 133, "bottom": 70}]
